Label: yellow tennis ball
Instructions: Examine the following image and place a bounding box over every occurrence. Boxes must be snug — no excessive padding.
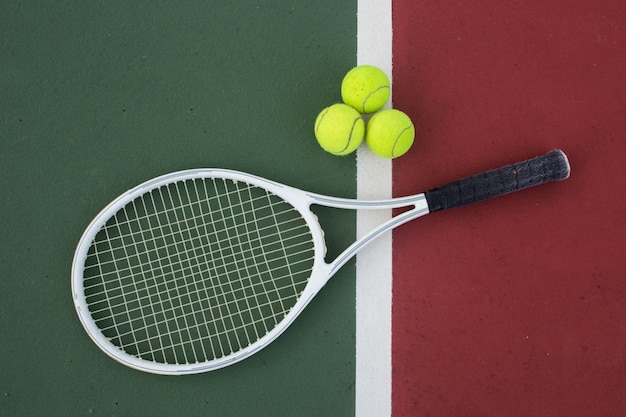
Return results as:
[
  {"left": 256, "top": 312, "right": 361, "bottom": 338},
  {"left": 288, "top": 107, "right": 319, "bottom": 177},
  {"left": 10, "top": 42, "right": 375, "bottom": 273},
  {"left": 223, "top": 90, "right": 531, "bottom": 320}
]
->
[
  {"left": 314, "top": 103, "right": 365, "bottom": 156},
  {"left": 366, "top": 109, "right": 415, "bottom": 158},
  {"left": 341, "top": 65, "right": 390, "bottom": 114}
]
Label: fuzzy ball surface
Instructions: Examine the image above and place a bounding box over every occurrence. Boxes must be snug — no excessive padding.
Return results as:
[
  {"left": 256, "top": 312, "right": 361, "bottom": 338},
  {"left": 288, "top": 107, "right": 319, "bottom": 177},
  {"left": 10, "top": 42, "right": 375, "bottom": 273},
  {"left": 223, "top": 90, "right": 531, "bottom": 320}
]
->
[
  {"left": 341, "top": 65, "right": 390, "bottom": 114},
  {"left": 365, "top": 109, "right": 415, "bottom": 158},
  {"left": 314, "top": 103, "right": 365, "bottom": 156}
]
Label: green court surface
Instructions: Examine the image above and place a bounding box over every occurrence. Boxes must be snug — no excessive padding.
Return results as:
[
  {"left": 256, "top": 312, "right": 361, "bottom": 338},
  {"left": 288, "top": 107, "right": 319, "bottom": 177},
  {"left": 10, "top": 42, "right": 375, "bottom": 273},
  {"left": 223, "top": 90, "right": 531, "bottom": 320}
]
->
[{"left": 1, "top": 2, "right": 359, "bottom": 415}]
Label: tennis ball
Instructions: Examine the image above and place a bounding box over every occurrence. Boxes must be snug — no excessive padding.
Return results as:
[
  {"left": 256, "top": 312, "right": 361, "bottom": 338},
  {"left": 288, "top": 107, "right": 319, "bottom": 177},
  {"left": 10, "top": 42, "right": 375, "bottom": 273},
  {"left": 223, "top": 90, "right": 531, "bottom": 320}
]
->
[
  {"left": 365, "top": 109, "right": 415, "bottom": 158},
  {"left": 341, "top": 65, "right": 390, "bottom": 114},
  {"left": 314, "top": 103, "right": 365, "bottom": 156}
]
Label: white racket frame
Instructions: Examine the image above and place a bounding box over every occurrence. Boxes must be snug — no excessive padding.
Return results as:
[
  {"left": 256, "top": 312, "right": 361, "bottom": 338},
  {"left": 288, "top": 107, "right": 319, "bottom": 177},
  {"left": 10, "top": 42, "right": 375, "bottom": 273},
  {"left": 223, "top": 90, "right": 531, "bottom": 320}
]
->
[{"left": 72, "top": 168, "right": 429, "bottom": 375}]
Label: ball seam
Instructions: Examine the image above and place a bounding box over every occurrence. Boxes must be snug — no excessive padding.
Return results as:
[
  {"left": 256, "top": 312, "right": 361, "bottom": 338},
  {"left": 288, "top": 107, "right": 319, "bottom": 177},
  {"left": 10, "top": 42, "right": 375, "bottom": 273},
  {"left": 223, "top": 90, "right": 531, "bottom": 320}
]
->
[
  {"left": 391, "top": 126, "right": 412, "bottom": 158},
  {"left": 361, "top": 86, "right": 390, "bottom": 113},
  {"left": 314, "top": 107, "right": 330, "bottom": 136},
  {"left": 339, "top": 116, "right": 362, "bottom": 153}
]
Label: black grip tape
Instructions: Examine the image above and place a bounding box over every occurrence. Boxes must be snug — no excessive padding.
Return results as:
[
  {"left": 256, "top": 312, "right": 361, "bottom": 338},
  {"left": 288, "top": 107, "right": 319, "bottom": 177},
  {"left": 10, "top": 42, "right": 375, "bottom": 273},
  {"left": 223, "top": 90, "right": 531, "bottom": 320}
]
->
[{"left": 425, "top": 149, "right": 570, "bottom": 212}]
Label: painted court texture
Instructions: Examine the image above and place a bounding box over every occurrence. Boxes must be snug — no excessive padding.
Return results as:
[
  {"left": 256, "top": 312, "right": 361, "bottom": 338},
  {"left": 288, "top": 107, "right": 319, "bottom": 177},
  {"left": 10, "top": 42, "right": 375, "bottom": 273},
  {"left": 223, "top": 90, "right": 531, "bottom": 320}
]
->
[
  {"left": 391, "top": 2, "right": 625, "bottom": 415},
  {"left": 1, "top": 1, "right": 625, "bottom": 416}
]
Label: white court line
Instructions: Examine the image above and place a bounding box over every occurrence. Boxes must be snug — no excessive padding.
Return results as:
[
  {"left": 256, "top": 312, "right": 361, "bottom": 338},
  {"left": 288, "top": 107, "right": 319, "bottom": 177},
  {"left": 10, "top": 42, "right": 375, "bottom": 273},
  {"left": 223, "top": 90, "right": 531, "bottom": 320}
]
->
[{"left": 355, "top": 0, "right": 393, "bottom": 416}]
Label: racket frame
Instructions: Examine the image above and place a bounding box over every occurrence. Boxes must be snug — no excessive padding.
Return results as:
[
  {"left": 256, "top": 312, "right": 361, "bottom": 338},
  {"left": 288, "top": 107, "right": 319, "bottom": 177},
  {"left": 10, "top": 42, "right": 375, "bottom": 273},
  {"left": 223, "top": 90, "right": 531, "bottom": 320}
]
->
[{"left": 72, "top": 168, "right": 428, "bottom": 374}]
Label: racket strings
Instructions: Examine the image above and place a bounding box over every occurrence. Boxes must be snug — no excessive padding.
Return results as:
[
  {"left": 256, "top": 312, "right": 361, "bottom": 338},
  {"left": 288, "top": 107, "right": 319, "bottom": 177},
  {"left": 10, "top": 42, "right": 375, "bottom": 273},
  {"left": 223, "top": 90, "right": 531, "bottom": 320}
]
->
[
  {"left": 84, "top": 249, "right": 313, "bottom": 319},
  {"left": 83, "top": 218, "right": 309, "bottom": 288},
  {"left": 83, "top": 177, "right": 315, "bottom": 364}
]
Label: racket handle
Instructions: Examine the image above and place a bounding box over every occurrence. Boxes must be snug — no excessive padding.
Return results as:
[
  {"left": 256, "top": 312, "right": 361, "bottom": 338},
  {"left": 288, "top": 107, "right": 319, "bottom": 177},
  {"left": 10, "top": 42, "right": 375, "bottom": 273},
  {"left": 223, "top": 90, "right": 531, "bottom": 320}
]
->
[{"left": 425, "top": 149, "right": 570, "bottom": 212}]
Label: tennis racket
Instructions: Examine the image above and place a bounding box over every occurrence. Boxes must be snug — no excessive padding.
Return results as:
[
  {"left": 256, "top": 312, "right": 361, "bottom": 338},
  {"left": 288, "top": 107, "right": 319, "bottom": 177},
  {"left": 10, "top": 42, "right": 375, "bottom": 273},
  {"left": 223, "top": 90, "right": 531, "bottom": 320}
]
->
[{"left": 72, "top": 149, "right": 570, "bottom": 374}]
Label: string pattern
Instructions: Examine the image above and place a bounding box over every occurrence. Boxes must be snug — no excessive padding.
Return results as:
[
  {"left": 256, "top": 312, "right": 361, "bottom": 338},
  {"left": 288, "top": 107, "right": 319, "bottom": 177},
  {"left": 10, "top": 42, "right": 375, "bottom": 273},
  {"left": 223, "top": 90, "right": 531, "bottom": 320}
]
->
[{"left": 82, "top": 177, "right": 315, "bottom": 365}]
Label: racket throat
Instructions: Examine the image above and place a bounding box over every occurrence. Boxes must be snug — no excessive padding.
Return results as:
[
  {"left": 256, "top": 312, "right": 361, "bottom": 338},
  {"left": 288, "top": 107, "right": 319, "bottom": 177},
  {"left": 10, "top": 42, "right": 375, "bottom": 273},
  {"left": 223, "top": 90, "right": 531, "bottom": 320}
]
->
[{"left": 324, "top": 197, "right": 430, "bottom": 276}]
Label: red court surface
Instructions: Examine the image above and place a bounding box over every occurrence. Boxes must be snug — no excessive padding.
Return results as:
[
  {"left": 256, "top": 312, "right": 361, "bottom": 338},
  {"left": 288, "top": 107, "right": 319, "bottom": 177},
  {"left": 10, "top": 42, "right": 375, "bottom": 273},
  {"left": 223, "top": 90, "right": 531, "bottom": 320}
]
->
[{"left": 391, "top": 1, "right": 626, "bottom": 416}]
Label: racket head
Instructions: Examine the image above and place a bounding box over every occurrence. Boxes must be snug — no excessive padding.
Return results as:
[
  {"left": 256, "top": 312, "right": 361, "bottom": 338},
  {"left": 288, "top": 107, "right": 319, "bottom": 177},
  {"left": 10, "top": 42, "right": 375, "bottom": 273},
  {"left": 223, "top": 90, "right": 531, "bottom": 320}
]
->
[{"left": 71, "top": 169, "right": 327, "bottom": 374}]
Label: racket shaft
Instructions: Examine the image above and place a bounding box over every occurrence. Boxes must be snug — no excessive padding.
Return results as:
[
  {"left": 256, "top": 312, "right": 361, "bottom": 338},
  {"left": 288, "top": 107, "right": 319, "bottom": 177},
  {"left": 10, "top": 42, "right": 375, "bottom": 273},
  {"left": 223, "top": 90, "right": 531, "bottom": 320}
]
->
[{"left": 424, "top": 149, "right": 570, "bottom": 212}]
